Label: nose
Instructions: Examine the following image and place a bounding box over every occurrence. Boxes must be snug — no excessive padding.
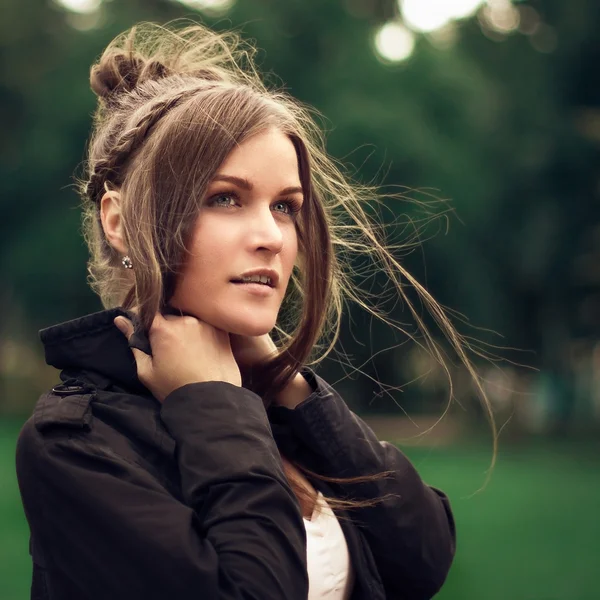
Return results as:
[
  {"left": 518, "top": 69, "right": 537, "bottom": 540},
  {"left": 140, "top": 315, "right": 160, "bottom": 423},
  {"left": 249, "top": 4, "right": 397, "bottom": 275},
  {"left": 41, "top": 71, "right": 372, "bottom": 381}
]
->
[{"left": 247, "top": 206, "right": 284, "bottom": 254}]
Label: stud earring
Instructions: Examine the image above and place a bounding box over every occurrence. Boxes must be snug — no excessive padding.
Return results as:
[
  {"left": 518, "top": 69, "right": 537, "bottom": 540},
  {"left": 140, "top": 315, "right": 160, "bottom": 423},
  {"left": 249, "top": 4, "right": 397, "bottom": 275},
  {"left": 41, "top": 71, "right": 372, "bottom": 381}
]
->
[{"left": 122, "top": 255, "right": 133, "bottom": 270}]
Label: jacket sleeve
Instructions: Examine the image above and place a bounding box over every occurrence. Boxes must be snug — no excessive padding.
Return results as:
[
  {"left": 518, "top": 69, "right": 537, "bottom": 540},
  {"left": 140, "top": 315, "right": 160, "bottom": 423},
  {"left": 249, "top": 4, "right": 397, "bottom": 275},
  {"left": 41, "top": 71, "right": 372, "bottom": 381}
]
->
[
  {"left": 16, "top": 382, "right": 308, "bottom": 600},
  {"left": 269, "top": 370, "right": 456, "bottom": 600}
]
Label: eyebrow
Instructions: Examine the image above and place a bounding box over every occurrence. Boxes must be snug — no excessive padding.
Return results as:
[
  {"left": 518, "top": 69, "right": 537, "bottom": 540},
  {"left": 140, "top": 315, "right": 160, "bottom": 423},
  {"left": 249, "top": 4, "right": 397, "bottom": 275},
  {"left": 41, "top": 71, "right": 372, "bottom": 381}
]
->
[{"left": 211, "top": 174, "right": 304, "bottom": 197}]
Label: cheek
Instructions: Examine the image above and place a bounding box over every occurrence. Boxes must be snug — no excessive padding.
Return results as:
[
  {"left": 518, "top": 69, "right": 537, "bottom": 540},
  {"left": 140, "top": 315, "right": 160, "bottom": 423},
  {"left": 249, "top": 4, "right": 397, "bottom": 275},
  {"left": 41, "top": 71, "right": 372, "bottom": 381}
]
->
[
  {"left": 173, "top": 223, "right": 228, "bottom": 299},
  {"left": 283, "top": 226, "right": 299, "bottom": 270},
  {"left": 185, "top": 222, "right": 229, "bottom": 273}
]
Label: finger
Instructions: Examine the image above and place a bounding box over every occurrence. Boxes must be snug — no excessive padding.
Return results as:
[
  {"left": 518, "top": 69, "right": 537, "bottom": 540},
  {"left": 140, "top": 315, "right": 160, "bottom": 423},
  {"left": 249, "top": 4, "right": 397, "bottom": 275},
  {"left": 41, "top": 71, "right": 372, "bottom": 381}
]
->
[
  {"left": 114, "top": 316, "right": 134, "bottom": 340},
  {"left": 163, "top": 312, "right": 198, "bottom": 323},
  {"left": 130, "top": 346, "right": 152, "bottom": 371},
  {"left": 114, "top": 317, "right": 152, "bottom": 376},
  {"left": 150, "top": 312, "right": 183, "bottom": 334},
  {"left": 162, "top": 313, "right": 180, "bottom": 322},
  {"left": 146, "top": 313, "right": 166, "bottom": 342},
  {"left": 163, "top": 305, "right": 195, "bottom": 319},
  {"left": 151, "top": 312, "right": 167, "bottom": 326}
]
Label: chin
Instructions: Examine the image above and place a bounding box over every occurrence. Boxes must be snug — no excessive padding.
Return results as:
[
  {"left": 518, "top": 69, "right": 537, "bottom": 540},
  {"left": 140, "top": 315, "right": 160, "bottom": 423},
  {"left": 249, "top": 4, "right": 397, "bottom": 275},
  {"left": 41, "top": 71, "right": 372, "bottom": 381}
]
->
[
  {"left": 169, "top": 299, "right": 278, "bottom": 336},
  {"left": 200, "top": 310, "right": 278, "bottom": 337},
  {"left": 222, "top": 318, "right": 276, "bottom": 337}
]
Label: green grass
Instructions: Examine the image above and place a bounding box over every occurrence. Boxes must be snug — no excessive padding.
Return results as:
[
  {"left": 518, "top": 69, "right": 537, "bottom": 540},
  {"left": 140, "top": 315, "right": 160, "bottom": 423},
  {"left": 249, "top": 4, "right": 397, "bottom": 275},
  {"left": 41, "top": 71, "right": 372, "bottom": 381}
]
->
[
  {"left": 2, "top": 418, "right": 598, "bottom": 600},
  {"left": 0, "top": 419, "right": 32, "bottom": 600},
  {"left": 403, "top": 440, "right": 600, "bottom": 600}
]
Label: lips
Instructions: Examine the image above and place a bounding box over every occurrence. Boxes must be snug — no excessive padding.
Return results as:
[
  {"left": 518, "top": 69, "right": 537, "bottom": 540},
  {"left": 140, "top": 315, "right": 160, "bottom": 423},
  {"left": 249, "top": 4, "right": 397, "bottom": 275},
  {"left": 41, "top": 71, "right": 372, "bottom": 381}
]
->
[
  {"left": 231, "top": 279, "right": 274, "bottom": 288},
  {"left": 231, "top": 268, "right": 279, "bottom": 288}
]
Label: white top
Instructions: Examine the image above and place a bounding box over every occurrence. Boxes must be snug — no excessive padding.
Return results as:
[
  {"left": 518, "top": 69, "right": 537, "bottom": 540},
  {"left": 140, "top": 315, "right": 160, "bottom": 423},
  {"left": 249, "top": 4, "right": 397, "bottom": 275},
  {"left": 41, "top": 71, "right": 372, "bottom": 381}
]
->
[{"left": 303, "top": 492, "right": 355, "bottom": 600}]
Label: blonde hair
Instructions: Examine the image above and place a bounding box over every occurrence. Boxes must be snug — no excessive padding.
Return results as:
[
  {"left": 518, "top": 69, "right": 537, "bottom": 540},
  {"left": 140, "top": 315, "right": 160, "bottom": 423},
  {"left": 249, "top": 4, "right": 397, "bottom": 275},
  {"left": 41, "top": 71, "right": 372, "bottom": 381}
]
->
[{"left": 79, "top": 21, "right": 497, "bottom": 516}]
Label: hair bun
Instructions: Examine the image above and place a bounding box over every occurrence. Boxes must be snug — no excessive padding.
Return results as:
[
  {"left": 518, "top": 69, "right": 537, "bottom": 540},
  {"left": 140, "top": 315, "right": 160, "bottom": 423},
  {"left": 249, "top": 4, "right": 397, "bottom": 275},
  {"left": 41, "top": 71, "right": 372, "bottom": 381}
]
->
[
  {"left": 88, "top": 23, "right": 255, "bottom": 106},
  {"left": 90, "top": 52, "right": 172, "bottom": 101}
]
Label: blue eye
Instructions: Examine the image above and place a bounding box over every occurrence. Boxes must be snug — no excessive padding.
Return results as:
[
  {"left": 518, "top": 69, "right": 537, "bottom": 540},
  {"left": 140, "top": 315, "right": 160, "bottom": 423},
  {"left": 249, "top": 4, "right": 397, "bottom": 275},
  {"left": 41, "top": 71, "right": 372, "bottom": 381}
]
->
[
  {"left": 211, "top": 194, "right": 237, "bottom": 208},
  {"left": 272, "top": 201, "right": 290, "bottom": 214},
  {"left": 207, "top": 191, "right": 302, "bottom": 217},
  {"left": 272, "top": 199, "right": 302, "bottom": 216}
]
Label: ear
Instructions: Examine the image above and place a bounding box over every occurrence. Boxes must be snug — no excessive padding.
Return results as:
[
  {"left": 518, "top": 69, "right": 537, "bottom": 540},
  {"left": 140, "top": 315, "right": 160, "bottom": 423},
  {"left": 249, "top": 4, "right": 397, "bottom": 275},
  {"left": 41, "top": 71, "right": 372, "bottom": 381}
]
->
[{"left": 100, "top": 190, "right": 127, "bottom": 254}]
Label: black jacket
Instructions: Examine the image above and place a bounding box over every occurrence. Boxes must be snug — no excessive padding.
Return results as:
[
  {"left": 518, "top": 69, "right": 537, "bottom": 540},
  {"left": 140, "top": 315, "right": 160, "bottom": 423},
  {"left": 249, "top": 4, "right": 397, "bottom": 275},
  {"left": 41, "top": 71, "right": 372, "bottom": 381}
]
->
[{"left": 15, "top": 308, "right": 456, "bottom": 600}]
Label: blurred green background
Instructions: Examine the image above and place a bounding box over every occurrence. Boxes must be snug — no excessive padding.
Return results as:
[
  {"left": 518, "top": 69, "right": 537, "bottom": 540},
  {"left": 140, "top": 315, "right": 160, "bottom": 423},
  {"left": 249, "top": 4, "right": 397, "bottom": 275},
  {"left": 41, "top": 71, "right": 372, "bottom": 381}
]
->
[{"left": 2, "top": 0, "right": 599, "bottom": 598}]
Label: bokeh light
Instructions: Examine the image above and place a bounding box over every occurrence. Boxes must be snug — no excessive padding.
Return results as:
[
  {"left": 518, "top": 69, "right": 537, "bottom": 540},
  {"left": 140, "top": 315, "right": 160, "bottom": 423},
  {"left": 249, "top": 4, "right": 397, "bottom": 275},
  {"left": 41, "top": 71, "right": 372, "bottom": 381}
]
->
[
  {"left": 400, "top": 0, "right": 484, "bottom": 33},
  {"left": 176, "top": 0, "right": 235, "bottom": 16},
  {"left": 481, "top": 0, "right": 520, "bottom": 34},
  {"left": 54, "top": 0, "right": 102, "bottom": 14},
  {"left": 374, "top": 21, "right": 416, "bottom": 63}
]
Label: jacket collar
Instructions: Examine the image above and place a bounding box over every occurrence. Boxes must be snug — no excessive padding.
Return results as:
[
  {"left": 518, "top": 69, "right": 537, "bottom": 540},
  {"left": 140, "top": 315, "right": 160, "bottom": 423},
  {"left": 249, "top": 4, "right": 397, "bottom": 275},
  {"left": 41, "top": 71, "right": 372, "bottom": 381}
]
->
[
  {"left": 39, "top": 307, "right": 149, "bottom": 394},
  {"left": 39, "top": 308, "right": 303, "bottom": 459}
]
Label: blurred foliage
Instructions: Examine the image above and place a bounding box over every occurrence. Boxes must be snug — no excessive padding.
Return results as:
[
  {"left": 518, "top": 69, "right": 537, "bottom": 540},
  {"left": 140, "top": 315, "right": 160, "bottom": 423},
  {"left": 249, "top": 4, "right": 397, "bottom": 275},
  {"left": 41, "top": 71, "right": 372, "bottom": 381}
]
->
[{"left": 1, "top": 0, "right": 600, "bottom": 427}]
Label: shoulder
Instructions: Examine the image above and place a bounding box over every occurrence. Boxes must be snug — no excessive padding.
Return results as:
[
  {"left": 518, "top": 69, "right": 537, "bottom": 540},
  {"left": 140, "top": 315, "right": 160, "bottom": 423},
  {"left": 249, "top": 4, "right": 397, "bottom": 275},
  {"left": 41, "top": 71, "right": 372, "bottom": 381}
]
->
[
  {"left": 16, "top": 381, "right": 129, "bottom": 476},
  {"left": 16, "top": 383, "right": 98, "bottom": 479},
  {"left": 15, "top": 383, "right": 153, "bottom": 509},
  {"left": 17, "top": 381, "right": 91, "bottom": 443},
  {"left": 16, "top": 381, "right": 176, "bottom": 493}
]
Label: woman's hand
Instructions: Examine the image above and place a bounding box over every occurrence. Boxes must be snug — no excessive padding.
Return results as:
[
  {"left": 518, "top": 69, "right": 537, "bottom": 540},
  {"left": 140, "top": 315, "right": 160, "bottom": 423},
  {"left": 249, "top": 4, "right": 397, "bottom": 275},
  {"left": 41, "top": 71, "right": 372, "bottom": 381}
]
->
[
  {"left": 114, "top": 314, "right": 241, "bottom": 402},
  {"left": 230, "top": 333, "right": 312, "bottom": 409}
]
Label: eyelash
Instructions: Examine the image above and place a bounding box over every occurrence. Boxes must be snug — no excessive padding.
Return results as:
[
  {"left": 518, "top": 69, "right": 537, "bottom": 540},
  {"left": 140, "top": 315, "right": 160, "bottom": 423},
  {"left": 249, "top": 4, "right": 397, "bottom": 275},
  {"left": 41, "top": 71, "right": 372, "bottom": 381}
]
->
[{"left": 208, "top": 191, "right": 302, "bottom": 217}]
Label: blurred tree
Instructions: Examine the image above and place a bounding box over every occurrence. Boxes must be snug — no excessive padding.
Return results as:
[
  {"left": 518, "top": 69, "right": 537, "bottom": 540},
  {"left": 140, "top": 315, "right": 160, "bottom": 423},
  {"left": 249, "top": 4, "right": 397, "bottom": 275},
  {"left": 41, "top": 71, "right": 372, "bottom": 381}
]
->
[{"left": 1, "top": 0, "right": 599, "bottom": 419}]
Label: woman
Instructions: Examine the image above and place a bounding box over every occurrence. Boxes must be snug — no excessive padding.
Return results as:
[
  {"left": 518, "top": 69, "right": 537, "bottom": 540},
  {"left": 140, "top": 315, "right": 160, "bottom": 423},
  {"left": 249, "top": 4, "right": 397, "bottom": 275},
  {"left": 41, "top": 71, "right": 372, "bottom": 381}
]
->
[{"left": 15, "top": 22, "right": 478, "bottom": 600}]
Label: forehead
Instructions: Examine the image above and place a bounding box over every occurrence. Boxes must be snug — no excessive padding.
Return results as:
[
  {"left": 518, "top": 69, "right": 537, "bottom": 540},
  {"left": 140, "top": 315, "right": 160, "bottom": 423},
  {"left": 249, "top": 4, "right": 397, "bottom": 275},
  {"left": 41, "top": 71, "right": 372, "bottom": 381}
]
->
[{"left": 215, "top": 129, "right": 301, "bottom": 185}]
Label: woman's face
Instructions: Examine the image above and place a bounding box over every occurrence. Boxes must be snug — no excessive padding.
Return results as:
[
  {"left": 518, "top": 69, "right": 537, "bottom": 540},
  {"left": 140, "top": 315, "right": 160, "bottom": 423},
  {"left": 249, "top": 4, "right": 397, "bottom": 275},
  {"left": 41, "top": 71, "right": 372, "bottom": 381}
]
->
[{"left": 170, "top": 128, "right": 303, "bottom": 336}]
